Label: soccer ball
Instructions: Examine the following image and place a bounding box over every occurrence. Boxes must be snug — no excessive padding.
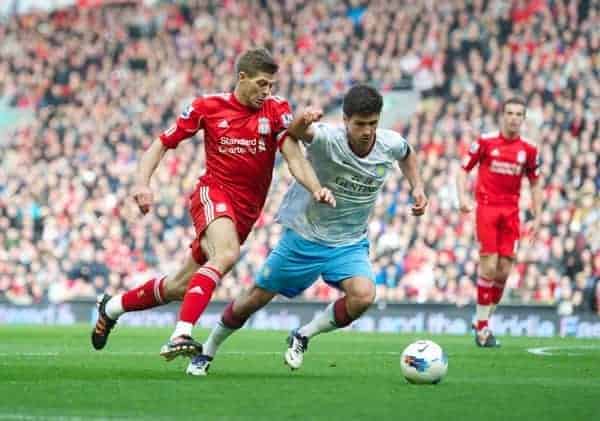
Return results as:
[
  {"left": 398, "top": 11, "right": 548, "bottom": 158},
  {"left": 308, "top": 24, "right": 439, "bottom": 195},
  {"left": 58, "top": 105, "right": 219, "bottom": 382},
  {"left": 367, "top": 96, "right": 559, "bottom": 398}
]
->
[{"left": 400, "top": 340, "right": 448, "bottom": 384}]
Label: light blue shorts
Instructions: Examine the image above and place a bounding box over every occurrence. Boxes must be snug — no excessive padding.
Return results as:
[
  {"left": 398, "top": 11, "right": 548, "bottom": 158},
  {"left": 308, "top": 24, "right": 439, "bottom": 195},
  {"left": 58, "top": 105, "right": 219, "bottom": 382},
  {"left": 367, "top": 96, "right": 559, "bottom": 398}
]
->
[{"left": 256, "top": 229, "right": 374, "bottom": 298}]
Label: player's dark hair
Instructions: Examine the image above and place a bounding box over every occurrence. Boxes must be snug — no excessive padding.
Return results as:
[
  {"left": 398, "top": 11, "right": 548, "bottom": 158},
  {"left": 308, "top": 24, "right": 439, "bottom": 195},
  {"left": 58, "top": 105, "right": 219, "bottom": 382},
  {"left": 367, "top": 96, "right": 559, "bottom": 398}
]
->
[
  {"left": 236, "top": 48, "right": 279, "bottom": 77},
  {"left": 502, "top": 97, "right": 527, "bottom": 113},
  {"left": 343, "top": 84, "right": 383, "bottom": 118}
]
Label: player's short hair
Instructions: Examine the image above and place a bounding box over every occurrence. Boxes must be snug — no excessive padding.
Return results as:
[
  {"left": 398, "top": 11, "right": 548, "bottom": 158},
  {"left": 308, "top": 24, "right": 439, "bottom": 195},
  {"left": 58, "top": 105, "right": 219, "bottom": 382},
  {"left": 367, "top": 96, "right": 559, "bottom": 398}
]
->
[
  {"left": 236, "top": 48, "right": 279, "bottom": 77},
  {"left": 343, "top": 84, "right": 383, "bottom": 118},
  {"left": 502, "top": 97, "right": 527, "bottom": 113}
]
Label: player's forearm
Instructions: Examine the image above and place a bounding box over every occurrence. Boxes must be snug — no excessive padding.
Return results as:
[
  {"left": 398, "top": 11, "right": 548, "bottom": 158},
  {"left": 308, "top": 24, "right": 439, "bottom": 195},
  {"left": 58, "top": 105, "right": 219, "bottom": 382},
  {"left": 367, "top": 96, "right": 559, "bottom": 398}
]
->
[
  {"left": 456, "top": 169, "right": 470, "bottom": 203},
  {"left": 530, "top": 181, "right": 543, "bottom": 218},
  {"left": 135, "top": 139, "right": 167, "bottom": 186},
  {"left": 281, "top": 137, "right": 322, "bottom": 194},
  {"left": 399, "top": 151, "right": 424, "bottom": 192}
]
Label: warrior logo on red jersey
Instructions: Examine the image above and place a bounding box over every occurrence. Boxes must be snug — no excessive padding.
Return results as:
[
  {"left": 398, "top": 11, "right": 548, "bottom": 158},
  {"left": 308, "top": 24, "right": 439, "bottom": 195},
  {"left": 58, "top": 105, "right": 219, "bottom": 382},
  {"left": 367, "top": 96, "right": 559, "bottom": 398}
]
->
[{"left": 517, "top": 150, "right": 526, "bottom": 164}]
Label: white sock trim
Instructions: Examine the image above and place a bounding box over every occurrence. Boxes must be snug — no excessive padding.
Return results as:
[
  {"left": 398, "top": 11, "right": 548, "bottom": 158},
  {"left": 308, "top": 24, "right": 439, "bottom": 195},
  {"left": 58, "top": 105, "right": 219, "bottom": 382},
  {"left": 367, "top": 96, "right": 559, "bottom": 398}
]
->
[
  {"left": 476, "top": 304, "right": 491, "bottom": 323},
  {"left": 153, "top": 277, "right": 165, "bottom": 305},
  {"left": 298, "top": 302, "right": 337, "bottom": 339},
  {"left": 105, "top": 294, "right": 124, "bottom": 320},
  {"left": 171, "top": 321, "right": 194, "bottom": 339},
  {"left": 203, "top": 320, "right": 236, "bottom": 357}
]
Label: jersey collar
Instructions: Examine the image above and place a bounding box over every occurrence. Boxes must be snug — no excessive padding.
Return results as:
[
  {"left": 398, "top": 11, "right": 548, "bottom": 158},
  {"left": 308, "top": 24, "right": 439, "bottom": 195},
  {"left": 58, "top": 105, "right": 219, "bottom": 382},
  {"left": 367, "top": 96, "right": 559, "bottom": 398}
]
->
[
  {"left": 499, "top": 131, "right": 520, "bottom": 142},
  {"left": 348, "top": 136, "right": 376, "bottom": 158}
]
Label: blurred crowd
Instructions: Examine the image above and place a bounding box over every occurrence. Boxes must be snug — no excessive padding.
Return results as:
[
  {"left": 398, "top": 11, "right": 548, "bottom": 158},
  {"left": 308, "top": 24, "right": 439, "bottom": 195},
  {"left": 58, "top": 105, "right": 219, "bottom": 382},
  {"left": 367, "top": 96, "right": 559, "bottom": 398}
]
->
[{"left": 0, "top": 0, "right": 598, "bottom": 314}]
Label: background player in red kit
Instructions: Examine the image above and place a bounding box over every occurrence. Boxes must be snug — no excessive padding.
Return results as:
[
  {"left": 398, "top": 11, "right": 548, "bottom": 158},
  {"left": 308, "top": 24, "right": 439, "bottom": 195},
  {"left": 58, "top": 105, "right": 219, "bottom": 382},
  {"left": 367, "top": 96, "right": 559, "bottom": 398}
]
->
[
  {"left": 91, "top": 48, "right": 335, "bottom": 360},
  {"left": 457, "top": 97, "right": 542, "bottom": 347}
]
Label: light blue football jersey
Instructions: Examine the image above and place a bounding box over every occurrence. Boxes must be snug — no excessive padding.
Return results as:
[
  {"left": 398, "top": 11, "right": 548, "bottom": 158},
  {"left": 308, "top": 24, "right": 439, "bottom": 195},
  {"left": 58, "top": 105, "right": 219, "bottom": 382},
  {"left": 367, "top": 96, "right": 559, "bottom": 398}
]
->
[{"left": 276, "top": 122, "right": 410, "bottom": 246}]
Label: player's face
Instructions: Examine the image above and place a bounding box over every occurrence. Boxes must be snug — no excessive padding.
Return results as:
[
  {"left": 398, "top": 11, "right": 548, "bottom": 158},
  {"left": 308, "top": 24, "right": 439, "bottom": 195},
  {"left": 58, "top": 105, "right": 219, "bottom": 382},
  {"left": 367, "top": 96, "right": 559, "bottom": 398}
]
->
[
  {"left": 344, "top": 113, "right": 379, "bottom": 147},
  {"left": 238, "top": 71, "right": 276, "bottom": 109},
  {"left": 502, "top": 103, "right": 526, "bottom": 135}
]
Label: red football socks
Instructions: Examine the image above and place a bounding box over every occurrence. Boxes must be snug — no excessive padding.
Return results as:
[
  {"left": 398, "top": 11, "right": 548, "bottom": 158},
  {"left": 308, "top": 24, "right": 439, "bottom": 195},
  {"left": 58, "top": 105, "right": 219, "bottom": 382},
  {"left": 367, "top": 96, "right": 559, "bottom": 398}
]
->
[
  {"left": 122, "top": 277, "right": 167, "bottom": 311},
  {"left": 178, "top": 265, "right": 221, "bottom": 325},
  {"left": 476, "top": 277, "right": 494, "bottom": 330},
  {"left": 477, "top": 277, "right": 494, "bottom": 306},
  {"left": 491, "top": 281, "right": 505, "bottom": 305}
]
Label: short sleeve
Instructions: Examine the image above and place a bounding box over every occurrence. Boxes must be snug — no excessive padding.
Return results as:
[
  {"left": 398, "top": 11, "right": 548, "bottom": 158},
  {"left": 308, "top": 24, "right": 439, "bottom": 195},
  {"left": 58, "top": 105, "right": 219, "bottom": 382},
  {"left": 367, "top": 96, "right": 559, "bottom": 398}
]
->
[
  {"left": 307, "top": 122, "right": 337, "bottom": 149},
  {"left": 269, "top": 97, "right": 293, "bottom": 147},
  {"left": 389, "top": 132, "right": 411, "bottom": 160},
  {"left": 159, "top": 97, "right": 206, "bottom": 149},
  {"left": 461, "top": 138, "right": 483, "bottom": 172}
]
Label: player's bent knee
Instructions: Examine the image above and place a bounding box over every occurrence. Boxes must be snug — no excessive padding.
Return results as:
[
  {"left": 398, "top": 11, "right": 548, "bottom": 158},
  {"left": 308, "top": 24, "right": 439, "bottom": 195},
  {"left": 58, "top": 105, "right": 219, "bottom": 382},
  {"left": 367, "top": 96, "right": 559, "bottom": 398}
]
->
[
  {"left": 162, "top": 277, "right": 187, "bottom": 301},
  {"left": 217, "top": 247, "right": 240, "bottom": 269},
  {"left": 495, "top": 274, "right": 509, "bottom": 285},
  {"left": 349, "top": 285, "right": 376, "bottom": 311}
]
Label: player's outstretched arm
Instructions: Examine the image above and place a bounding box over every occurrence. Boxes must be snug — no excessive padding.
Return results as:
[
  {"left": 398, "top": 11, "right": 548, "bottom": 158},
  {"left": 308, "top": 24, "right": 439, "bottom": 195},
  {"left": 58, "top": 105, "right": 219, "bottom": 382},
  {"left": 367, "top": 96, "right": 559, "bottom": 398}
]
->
[
  {"left": 132, "top": 138, "right": 168, "bottom": 214},
  {"left": 398, "top": 148, "right": 427, "bottom": 216},
  {"left": 280, "top": 135, "right": 336, "bottom": 207},
  {"left": 286, "top": 107, "right": 322, "bottom": 143}
]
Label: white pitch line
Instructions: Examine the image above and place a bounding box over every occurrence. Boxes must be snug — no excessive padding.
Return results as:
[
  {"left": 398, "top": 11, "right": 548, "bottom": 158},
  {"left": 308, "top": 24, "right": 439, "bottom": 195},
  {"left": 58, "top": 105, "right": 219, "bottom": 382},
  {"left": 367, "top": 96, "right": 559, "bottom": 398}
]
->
[{"left": 526, "top": 345, "right": 600, "bottom": 356}]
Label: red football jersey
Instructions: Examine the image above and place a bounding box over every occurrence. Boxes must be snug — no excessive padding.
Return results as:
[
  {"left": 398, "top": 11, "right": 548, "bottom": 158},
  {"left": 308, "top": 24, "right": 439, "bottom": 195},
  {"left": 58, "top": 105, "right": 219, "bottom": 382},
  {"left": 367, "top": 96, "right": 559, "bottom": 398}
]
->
[
  {"left": 159, "top": 93, "right": 293, "bottom": 214},
  {"left": 461, "top": 131, "right": 540, "bottom": 206}
]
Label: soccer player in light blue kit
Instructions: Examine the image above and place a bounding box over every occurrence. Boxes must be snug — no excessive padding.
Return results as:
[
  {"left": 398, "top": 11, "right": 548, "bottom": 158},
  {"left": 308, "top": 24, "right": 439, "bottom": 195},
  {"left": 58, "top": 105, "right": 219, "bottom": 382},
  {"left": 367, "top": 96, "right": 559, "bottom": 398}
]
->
[{"left": 187, "top": 84, "right": 428, "bottom": 375}]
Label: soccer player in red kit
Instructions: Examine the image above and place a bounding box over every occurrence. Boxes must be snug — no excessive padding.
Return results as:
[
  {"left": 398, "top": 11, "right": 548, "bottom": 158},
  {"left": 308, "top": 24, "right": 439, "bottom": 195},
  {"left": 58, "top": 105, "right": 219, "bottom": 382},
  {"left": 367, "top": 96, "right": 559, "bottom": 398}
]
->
[
  {"left": 457, "top": 97, "right": 542, "bottom": 347},
  {"left": 91, "top": 48, "right": 334, "bottom": 360}
]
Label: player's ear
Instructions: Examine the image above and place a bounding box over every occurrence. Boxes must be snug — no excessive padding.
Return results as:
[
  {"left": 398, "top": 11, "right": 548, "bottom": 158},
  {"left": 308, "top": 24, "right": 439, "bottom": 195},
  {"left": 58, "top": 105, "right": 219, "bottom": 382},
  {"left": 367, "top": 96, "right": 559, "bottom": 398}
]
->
[{"left": 238, "top": 71, "right": 247, "bottom": 82}]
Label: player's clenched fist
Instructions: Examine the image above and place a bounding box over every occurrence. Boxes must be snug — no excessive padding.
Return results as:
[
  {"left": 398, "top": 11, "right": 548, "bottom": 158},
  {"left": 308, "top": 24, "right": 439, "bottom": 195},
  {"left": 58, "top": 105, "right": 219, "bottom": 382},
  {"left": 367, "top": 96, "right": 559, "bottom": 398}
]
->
[
  {"left": 411, "top": 187, "right": 428, "bottom": 216},
  {"left": 313, "top": 187, "right": 336, "bottom": 207},
  {"left": 458, "top": 199, "right": 473, "bottom": 214},
  {"left": 132, "top": 185, "right": 154, "bottom": 214},
  {"left": 300, "top": 107, "right": 324, "bottom": 124}
]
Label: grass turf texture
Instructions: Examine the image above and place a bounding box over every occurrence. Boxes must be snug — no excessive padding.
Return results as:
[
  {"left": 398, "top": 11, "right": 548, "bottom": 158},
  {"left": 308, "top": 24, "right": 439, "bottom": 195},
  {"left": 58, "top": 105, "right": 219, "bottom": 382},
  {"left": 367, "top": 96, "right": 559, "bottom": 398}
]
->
[{"left": 0, "top": 326, "right": 598, "bottom": 421}]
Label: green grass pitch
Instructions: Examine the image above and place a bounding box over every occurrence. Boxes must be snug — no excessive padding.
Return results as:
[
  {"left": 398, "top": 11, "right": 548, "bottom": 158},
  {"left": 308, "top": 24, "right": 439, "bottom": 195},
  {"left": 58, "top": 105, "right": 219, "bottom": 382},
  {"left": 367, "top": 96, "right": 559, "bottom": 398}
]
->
[{"left": 0, "top": 326, "right": 598, "bottom": 420}]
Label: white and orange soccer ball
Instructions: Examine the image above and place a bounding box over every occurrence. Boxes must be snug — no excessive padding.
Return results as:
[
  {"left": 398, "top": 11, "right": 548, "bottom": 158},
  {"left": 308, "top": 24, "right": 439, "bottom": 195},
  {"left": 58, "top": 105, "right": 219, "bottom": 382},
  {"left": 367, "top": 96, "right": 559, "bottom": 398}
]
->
[{"left": 400, "top": 340, "right": 448, "bottom": 384}]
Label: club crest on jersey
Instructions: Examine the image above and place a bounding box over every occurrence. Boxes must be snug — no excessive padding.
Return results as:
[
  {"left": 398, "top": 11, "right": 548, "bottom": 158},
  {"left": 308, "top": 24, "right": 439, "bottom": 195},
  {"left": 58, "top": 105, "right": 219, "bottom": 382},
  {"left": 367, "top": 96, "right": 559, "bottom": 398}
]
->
[
  {"left": 258, "top": 117, "right": 271, "bottom": 135},
  {"left": 180, "top": 105, "right": 193, "bottom": 119},
  {"left": 517, "top": 150, "right": 526, "bottom": 164},
  {"left": 469, "top": 142, "right": 479, "bottom": 153},
  {"left": 376, "top": 163, "right": 386, "bottom": 177},
  {"left": 218, "top": 119, "right": 229, "bottom": 129}
]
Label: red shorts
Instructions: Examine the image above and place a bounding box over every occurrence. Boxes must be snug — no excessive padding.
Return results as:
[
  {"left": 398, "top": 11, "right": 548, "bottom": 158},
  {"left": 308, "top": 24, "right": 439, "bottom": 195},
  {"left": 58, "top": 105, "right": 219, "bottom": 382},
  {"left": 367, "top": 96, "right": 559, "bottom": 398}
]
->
[
  {"left": 476, "top": 204, "right": 520, "bottom": 258},
  {"left": 188, "top": 183, "right": 259, "bottom": 264}
]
